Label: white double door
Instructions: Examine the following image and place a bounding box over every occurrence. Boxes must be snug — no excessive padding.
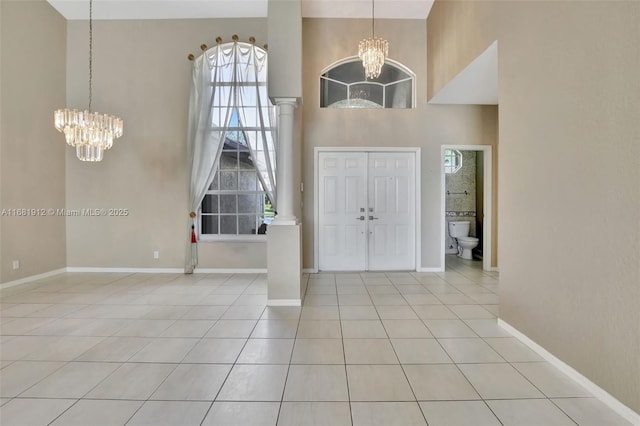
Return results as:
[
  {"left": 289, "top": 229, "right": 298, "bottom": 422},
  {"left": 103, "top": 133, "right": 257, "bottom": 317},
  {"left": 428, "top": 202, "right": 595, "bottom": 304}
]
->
[{"left": 318, "top": 151, "right": 416, "bottom": 271}]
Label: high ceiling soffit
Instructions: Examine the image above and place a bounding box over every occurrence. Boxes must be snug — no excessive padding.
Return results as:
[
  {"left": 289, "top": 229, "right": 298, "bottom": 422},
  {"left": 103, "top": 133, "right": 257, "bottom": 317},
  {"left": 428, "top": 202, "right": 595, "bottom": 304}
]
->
[
  {"left": 47, "top": 0, "right": 434, "bottom": 20},
  {"left": 428, "top": 41, "right": 499, "bottom": 105}
]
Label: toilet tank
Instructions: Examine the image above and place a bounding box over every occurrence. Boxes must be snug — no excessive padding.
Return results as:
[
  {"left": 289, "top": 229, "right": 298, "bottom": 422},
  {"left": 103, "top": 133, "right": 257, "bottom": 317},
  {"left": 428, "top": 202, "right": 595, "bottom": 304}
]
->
[{"left": 448, "top": 221, "right": 470, "bottom": 238}]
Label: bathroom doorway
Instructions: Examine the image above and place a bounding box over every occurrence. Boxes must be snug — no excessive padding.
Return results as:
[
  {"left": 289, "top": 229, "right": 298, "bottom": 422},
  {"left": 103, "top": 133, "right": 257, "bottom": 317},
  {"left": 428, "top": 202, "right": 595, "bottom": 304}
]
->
[{"left": 441, "top": 145, "right": 494, "bottom": 271}]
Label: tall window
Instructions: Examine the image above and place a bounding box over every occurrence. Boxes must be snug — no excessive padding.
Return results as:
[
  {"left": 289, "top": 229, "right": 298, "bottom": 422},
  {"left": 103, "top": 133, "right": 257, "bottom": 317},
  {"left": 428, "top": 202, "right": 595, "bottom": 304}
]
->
[
  {"left": 187, "top": 41, "right": 276, "bottom": 246},
  {"left": 320, "top": 58, "right": 414, "bottom": 108},
  {"left": 201, "top": 110, "right": 275, "bottom": 237}
]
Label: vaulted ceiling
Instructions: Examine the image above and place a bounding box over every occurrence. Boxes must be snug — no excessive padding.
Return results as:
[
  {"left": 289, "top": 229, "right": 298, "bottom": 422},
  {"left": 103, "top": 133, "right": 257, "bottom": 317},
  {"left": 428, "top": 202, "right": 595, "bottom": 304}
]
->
[{"left": 47, "top": 0, "right": 497, "bottom": 104}]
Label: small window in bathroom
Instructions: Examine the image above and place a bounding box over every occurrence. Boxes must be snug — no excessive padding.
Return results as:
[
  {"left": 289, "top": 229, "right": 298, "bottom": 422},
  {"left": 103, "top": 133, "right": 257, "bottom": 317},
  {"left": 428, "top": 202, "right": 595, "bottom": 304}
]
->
[{"left": 444, "top": 149, "right": 463, "bottom": 174}]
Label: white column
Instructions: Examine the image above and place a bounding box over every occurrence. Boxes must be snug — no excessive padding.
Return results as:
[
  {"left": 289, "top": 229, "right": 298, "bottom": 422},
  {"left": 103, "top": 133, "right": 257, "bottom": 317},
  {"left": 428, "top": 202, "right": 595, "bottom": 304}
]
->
[{"left": 272, "top": 98, "right": 298, "bottom": 225}]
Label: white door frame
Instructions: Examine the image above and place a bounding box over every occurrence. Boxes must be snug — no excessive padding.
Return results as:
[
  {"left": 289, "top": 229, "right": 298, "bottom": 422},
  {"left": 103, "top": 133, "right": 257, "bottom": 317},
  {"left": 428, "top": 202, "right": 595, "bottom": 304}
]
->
[
  {"left": 441, "top": 145, "right": 494, "bottom": 271},
  {"left": 314, "top": 147, "right": 421, "bottom": 272}
]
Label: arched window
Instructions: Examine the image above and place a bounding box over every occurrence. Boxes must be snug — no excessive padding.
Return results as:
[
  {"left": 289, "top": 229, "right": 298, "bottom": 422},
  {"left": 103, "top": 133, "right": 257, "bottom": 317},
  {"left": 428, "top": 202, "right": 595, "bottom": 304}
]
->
[
  {"left": 187, "top": 41, "right": 276, "bottom": 245},
  {"left": 320, "top": 58, "right": 415, "bottom": 108}
]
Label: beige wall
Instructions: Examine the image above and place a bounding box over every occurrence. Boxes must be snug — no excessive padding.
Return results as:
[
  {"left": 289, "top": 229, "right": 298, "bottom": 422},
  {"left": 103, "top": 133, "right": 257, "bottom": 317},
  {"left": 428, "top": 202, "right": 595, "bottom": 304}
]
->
[
  {"left": 65, "top": 18, "right": 268, "bottom": 269},
  {"left": 64, "top": 17, "right": 496, "bottom": 272},
  {"left": 0, "top": 0, "right": 67, "bottom": 283},
  {"left": 268, "top": 0, "right": 302, "bottom": 99},
  {"left": 429, "top": 0, "right": 640, "bottom": 413},
  {"left": 302, "top": 18, "right": 498, "bottom": 270}
]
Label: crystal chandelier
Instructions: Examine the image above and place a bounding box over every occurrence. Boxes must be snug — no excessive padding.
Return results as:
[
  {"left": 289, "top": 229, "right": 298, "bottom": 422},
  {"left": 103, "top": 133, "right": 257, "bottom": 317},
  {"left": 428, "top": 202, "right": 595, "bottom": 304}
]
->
[
  {"left": 358, "top": 0, "right": 389, "bottom": 79},
  {"left": 54, "top": 0, "right": 123, "bottom": 162}
]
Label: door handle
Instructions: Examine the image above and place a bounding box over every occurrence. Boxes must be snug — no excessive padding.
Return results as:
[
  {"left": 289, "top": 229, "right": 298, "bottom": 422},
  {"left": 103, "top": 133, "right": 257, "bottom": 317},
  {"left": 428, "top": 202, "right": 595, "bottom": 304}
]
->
[
  {"left": 369, "top": 216, "right": 379, "bottom": 220},
  {"left": 356, "top": 216, "right": 365, "bottom": 221}
]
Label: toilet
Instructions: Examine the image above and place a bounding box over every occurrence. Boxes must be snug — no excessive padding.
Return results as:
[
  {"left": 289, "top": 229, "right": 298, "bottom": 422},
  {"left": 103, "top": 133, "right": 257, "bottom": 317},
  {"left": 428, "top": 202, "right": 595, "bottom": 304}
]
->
[{"left": 448, "top": 221, "right": 479, "bottom": 260}]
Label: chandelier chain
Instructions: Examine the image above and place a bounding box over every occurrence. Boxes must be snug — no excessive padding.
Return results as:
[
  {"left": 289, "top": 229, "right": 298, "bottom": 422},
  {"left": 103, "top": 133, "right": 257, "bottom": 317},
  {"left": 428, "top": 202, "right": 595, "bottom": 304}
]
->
[
  {"left": 358, "top": 0, "right": 388, "bottom": 79},
  {"left": 88, "top": 0, "right": 93, "bottom": 111},
  {"left": 371, "top": 0, "right": 375, "bottom": 37}
]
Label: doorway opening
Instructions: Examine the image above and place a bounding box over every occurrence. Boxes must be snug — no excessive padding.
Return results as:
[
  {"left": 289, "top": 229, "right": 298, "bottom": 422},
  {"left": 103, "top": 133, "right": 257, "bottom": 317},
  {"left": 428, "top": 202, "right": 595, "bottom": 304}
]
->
[
  {"left": 315, "top": 148, "right": 420, "bottom": 272},
  {"left": 441, "top": 145, "right": 494, "bottom": 271}
]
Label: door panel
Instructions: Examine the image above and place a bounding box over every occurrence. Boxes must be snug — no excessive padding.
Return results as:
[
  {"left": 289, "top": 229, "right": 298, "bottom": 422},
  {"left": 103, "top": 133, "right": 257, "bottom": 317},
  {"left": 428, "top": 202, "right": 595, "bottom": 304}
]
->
[
  {"left": 318, "top": 151, "right": 415, "bottom": 271},
  {"left": 318, "top": 152, "right": 367, "bottom": 271},
  {"left": 367, "top": 152, "right": 415, "bottom": 271}
]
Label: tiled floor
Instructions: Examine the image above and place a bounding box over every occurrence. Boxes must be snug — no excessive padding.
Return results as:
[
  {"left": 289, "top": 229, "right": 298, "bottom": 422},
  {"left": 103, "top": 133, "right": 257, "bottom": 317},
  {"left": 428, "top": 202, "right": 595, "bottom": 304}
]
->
[{"left": 0, "top": 256, "right": 632, "bottom": 425}]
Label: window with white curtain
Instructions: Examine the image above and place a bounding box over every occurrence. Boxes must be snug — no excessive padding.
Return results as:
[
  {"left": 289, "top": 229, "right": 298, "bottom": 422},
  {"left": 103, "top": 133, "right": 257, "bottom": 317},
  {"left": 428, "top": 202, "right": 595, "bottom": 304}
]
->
[
  {"left": 187, "top": 41, "right": 276, "bottom": 245},
  {"left": 201, "top": 109, "right": 275, "bottom": 237}
]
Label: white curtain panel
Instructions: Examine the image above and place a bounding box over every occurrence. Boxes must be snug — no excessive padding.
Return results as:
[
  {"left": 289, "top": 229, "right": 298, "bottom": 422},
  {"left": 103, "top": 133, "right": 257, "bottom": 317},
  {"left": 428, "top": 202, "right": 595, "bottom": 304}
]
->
[
  {"left": 185, "top": 42, "right": 276, "bottom": 273},
  {"left": 232, "top": 44, "right": 277, "bottom": 207}
]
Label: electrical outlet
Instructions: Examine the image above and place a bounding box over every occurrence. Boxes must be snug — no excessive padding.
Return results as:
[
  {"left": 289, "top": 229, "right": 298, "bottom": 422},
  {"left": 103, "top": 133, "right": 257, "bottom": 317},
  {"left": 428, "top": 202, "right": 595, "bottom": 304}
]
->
[
  {"left": 12, "top": 260, "right": 20, "bottom": 270},
  {"left": 153, "top": 251, "right": 160, "bottom": 259}
]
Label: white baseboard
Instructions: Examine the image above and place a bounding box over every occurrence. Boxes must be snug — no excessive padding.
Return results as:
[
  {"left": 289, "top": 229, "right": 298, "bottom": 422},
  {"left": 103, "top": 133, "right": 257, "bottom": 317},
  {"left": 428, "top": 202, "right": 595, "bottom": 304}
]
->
[
  {"left": 66, "top": 267, "right": 266, "bottom": 274},
  {"left": 417, "top": 267, "right": 444, "bottom": 273},
  {"left": 0, "top": 268, "right": 67, "bottom": 289},
  {"left": 488, "top": 266, "right": 500, "bottom": 272},
  {"left": 267, "top": 299, "right": 302, "bottom": 306},
  {"left": 303, "top": 267, "right": 444, "bottom": 274},
  {"left": 498, "top": 319, "right": 640, "bottom": 425},
  {"left": 66, "top": 267, "right": 184, "bottom": 274},
  {"left": 194, "top": 268, "right": 267, "bottom": 274}
]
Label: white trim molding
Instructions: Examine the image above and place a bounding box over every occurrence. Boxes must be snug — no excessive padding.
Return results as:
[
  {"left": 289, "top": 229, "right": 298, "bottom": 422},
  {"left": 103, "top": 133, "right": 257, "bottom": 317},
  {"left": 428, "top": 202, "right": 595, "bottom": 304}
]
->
[
  {"left": 194, "top": 268, "right": 267, "bottom": 274},
  {"left": 417, "top": 267, "right": 444, "bottom": 273},
  {"left": 66, "top": 267, "right": 183, "bottom": 274},
  {"left": 267, "top": 299, "right": 302, "bottom": 307},
  {"left": 0, "top": 268, "right": 67, "bottom": 289},
  {"left": 498, "top": 319, "right": 640, "bottom": 425},
  {"left": 65, "top": 267, "right": 266, "bottom": 274},
  {"left": 441, "top": 144, "right": 494, "bottom": 272}
]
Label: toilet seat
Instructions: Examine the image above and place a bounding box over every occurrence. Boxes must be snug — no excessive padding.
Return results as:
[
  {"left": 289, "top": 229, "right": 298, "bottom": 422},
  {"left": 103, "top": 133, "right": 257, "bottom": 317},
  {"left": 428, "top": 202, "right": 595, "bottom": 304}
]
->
[
  {"left": 457, "top": 236, "right": 479, "bottom": 243},
  {"left": 456, "top": 236, "right": 479, "bottom": 260}
]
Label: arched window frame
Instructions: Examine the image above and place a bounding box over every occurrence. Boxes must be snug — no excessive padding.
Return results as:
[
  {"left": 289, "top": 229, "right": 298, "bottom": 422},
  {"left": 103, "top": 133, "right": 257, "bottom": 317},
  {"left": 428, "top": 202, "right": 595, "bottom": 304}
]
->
[
  {"left": 319, "top": 57, "right": 416, "bottom": 109},
  {"left": 188, "top": 40, "right": 277, "bottom": 246}
]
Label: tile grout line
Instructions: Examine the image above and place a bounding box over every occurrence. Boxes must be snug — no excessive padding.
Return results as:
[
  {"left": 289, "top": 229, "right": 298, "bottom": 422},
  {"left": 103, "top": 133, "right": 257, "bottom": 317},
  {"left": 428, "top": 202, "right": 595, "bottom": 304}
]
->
[
  {"left": 339, "top": 274, "right": 355, "bottom": 426},
  {"left": 197, "top": 273, "right": 266, "bottom": 425},
  {"left": 273, "top": 281, "right": 305, "bottom": 426},
  {"left": 379, "top": 272, "right": 430, "bottom": 424}
]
